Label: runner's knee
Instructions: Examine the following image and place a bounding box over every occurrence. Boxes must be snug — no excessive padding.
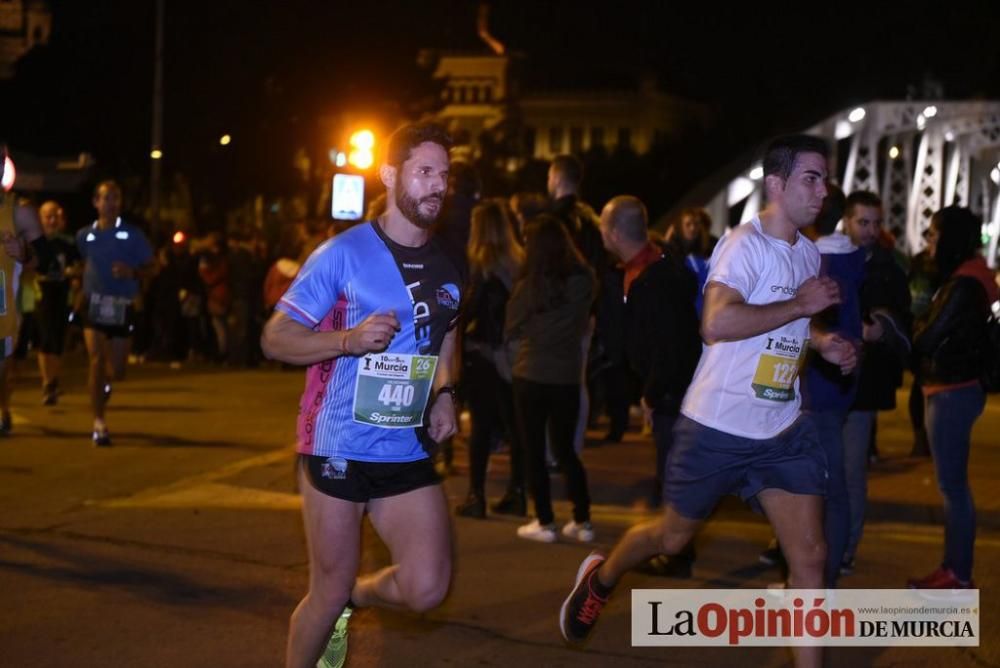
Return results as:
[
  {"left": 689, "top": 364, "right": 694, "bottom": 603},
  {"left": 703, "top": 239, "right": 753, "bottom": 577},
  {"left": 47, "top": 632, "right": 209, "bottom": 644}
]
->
[
  {"left": 784, "top": 535, "right": 826, "bottom": 575},
  {"left": 397, "top": 567, "right": 450, "bottom": 613},
  {"left": 310, "top": 586, "right": 353, "bottom": 614},
  {"left": 309, "top": 568, "right": 355, "bottom": 608},
  {"left": 659, "top": 525, "right": 693, "bottom": 555}
]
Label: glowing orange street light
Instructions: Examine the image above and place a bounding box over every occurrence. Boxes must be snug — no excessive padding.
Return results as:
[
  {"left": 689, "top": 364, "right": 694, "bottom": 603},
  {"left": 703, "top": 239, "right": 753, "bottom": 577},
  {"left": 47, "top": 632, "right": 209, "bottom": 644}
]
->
[{"left": 348, "top": 129, "right": 375, "bottom": 169}]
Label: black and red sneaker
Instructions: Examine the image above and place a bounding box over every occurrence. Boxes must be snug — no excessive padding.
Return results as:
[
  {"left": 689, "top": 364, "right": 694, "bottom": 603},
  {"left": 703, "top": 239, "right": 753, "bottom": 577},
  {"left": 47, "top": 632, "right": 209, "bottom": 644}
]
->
[{"left": 560, "top": 552, "right": 611, "bottom": 642}]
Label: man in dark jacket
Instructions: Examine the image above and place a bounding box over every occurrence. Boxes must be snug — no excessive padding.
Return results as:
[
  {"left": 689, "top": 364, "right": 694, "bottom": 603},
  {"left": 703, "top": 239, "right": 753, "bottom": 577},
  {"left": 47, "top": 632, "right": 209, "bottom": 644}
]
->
[
  {"left": 598, "top": 195, "right": 702, "bottom": 575},
  {"left": 841, "top": 191, "right": 911, "bottom": 571},
  {"left": 548, "top": 154, "right": 610, "bottom": 453},
  {"left": 548, "top": 154, "right": 608, "bottom": 275}
]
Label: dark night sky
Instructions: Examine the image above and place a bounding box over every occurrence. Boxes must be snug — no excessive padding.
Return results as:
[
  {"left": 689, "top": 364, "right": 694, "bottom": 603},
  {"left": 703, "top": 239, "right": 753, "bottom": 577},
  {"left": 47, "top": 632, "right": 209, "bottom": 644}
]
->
[{"left": 3, "top": 0, "right": 1000, "bottom": 215}]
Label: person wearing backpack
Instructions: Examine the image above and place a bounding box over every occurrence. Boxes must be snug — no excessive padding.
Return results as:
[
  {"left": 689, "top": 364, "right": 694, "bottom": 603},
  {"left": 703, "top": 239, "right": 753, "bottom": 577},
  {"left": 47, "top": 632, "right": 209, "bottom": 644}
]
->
[{"left": 908, "top": 206, "right": 999, "bottom": 589}]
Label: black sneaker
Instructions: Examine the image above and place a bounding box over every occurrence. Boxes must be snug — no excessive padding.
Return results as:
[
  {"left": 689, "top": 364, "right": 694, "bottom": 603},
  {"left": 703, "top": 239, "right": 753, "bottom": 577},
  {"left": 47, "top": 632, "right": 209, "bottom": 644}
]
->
[
  {"left": 455, "top": 494, "right": 486, "bottom": 519},
  {"left": 840, "top": 559, "right": 855, "bottom": 576},
  {"left": 560, "top": 552, "right": 611, "bottom": 643},
  {"left": 42, "top": 381, "right": 58, "bottom": 406},
  {"left": 103, "top": 383, "right": 113, "bottom": 403},
  {"left": 93, "top": 429, "right": 112, "bottom": 447},
  {"left": 490, "top": 490, "right": 526, "bottom": 517},
  {"left": 0, "top": 411, "right": 11, "bottom": 436}
]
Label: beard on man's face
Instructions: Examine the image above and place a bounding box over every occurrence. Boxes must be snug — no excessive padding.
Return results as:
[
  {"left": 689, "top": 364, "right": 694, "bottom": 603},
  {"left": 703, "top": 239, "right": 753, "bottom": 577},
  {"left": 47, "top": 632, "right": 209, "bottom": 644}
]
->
[{"left": 395, "top": 184, "right": 444, "bottom": 229}]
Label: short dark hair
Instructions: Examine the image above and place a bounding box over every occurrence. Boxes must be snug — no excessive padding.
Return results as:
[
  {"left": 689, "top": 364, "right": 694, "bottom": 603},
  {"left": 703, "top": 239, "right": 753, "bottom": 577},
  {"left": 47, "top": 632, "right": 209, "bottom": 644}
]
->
[
  {"left": 550, "top": 154, "right": 584, "bottom": 188},
  {"left": 844, "top": 190, "right": 882, "bottom": 218},
  {"left": 93, "top": 179, "right": 122, "bottom": 198},
  {"left": 384, "top": 122, "right": 452, "bottom": 168},
  {"left": 762, "top": 134, "right": 830, "bottom": 181},
  {"left": 814, "top": 184, "right": 846, "bottom": 236}
]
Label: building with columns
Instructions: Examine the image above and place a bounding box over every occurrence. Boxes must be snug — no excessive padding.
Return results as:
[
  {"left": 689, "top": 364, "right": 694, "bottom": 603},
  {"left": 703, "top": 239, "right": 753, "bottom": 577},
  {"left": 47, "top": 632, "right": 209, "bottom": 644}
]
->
[{"left": 426, "top": 50, "right": 710, "bottom": 162}]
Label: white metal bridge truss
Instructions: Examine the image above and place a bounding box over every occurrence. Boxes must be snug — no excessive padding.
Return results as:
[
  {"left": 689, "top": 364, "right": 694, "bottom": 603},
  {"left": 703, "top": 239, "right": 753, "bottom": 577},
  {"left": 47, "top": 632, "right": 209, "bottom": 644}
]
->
[{"left": 705, "top": 101, "right": 1000, "bottom": 266}]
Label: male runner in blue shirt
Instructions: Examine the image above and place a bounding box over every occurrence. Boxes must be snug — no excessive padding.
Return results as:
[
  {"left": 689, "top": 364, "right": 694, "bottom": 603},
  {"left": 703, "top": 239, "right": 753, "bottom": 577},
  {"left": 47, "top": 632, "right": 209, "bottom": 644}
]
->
[
  {"left": 76, "top": 180, "right": 154, "bottom": 446},
  {"left": 263, "top": 122, "right": 462, "bottom": 668}
]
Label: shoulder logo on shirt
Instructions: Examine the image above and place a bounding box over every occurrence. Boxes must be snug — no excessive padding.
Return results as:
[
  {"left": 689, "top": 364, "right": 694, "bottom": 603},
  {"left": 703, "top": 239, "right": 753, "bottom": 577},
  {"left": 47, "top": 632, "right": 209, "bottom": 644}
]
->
[
  {"left": 770, "top": 285, "right": 797, "bottom": 296},
  {"left": 436, "top": 283, "right": 460, "bottom": 310},
  {"left": 321, "top": 456, "right": 348, "bottom": 480},
  {"left": 403, "top": 262, "right": 424, "bottom": 270}
]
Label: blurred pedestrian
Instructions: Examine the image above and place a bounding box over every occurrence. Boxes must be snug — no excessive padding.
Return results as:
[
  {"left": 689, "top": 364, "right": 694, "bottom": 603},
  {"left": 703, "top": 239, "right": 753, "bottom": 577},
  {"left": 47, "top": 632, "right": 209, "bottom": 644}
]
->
[
  {"left": 547, "top": 154, "right": 607, "bottom": 455},
  {"left": 906, "top": 230, "right": 940, "bottom": 457},
  {"left": 506, "top": 215, "right": 596, "bottom": 543},
  {"left": 455, "top": 198, "right": 526, "bottom": 518},
  {"left": 36, "top": 201, "right": 79, "bottom": 404},
  {"left": 667, "top": 207, "right": 714, "bottom": 316},
  {"left": 197, "top": 232, "right": 231, "bottom": 361},
  {"left": 840, "top": 191, "right": 911, "bottom": 569},
  {"left": 908, "top": 206, "right": 998, "bottom": 589},
  {"left": 599, "top": 195, "right": 701, "bottom": 576}
]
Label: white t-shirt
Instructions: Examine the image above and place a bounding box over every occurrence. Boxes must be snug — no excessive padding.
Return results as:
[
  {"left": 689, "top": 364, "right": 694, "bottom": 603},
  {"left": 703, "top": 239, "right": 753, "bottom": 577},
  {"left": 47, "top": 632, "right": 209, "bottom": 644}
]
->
[{"left": 681, "top": 217, "right": 820, "bottom": 439}]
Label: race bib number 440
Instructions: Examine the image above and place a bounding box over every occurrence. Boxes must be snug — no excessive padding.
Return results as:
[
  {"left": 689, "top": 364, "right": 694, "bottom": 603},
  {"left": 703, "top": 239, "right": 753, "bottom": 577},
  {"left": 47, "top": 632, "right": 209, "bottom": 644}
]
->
[
  {"left": 352, "top": 353, "right": 438, "bottom": 428},
  {"left": 751, "top": 335, "right": 808, "bottom": 402}
]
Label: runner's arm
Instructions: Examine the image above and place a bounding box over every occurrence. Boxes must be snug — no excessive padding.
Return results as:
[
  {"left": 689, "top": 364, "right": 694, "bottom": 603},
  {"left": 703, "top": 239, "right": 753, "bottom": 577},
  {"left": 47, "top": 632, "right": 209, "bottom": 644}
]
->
[
  {"left": 261, "top": 309, "right": 400, "bottom": 366},
  {"left": 433, "top": 328, "right": 458, "bottom": 393},
  {"left": 701, "top": 277, "right": 840, "bottom": 344},
  {"left": 427, "top": 328, "right": 459, "bottom": 442},
  {"left": 809, "top": 323, "right": 858, "bottom": 374},
  {"left": 261, "top": 310, "right": 347, "bottom": 365}
]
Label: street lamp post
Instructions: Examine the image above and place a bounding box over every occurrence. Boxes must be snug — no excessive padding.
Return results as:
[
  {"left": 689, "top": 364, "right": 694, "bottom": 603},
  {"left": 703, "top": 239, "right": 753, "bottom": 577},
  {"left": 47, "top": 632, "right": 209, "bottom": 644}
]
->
[{"left": 150, "top": 0, "right": 164, "bottom": 236}]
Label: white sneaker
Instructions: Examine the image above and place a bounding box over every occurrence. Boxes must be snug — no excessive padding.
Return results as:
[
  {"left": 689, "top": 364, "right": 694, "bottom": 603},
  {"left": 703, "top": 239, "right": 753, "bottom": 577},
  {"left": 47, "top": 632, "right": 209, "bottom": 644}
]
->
[
  {"left": 517, "top": 519, "right": 558, "bottom": 543},
  {"left": 562, "top": 520, "right": 595, "bottom": 543}
]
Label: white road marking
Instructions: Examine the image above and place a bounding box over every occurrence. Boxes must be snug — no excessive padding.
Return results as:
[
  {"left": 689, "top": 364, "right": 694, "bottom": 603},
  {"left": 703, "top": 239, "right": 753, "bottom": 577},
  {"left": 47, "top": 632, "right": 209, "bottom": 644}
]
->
[{"left": 96, "top": 449, "right": 1000, "bottom": 549}]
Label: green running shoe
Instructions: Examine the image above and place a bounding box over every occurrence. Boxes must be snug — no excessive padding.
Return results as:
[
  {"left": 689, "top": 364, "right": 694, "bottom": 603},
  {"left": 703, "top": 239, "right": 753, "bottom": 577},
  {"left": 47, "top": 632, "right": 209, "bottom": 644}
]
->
[{"left": 316, "top": 607, "right": 352, "bottom": 668}]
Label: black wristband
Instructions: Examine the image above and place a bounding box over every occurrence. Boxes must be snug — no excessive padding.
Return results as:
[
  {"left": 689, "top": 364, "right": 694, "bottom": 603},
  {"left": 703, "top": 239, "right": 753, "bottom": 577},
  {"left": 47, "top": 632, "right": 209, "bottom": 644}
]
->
[{"left": 436, "top": 385, "right": 456, "bottom": 400}]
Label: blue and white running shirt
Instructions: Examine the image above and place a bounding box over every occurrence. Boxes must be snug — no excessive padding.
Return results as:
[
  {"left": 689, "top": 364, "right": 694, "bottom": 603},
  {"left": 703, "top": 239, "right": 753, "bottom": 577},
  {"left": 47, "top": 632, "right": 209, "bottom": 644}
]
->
[{"left": 277, "top": 221, "right": 462, "bottom": 462}]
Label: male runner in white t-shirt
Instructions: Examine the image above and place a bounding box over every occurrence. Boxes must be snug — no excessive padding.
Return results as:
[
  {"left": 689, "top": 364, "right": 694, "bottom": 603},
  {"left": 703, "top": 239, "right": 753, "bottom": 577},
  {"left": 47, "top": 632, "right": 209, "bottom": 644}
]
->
[{"left": 560, "top": 135, "right": 857, "bottom": 668}]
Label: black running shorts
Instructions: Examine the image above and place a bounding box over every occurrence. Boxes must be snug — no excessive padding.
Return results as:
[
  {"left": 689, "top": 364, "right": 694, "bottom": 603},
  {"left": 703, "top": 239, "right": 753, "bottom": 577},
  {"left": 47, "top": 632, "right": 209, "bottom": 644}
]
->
[{"left": 301, "top": 454, "right": 440, "bottom": 503}]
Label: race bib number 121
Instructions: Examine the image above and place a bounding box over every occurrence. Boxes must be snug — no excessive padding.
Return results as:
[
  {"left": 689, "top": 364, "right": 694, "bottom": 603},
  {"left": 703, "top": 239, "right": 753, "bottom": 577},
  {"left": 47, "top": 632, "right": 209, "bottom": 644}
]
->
[{"left": 750, "top": 335, "right": 808, "bottom": 402}]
